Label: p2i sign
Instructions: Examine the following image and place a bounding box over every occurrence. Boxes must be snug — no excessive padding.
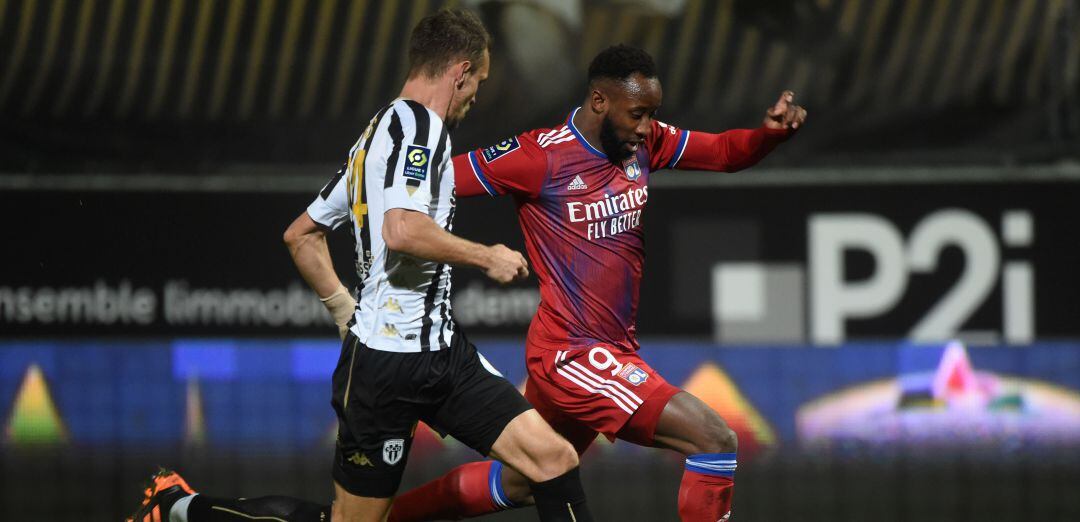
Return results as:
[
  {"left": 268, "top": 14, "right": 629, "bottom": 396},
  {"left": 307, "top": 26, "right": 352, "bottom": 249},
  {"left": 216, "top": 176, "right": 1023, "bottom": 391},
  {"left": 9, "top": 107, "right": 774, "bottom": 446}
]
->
[{"left": 809, "top": 209, "right": 1034, "bottom": 345}]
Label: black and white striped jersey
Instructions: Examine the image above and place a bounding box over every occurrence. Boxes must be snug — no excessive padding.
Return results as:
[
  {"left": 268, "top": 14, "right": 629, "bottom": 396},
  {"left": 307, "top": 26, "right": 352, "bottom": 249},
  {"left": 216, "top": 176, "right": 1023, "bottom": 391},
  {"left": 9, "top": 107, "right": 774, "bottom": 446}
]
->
[{"left": 307, "top": 98, "right": 457, "bottom": 353}]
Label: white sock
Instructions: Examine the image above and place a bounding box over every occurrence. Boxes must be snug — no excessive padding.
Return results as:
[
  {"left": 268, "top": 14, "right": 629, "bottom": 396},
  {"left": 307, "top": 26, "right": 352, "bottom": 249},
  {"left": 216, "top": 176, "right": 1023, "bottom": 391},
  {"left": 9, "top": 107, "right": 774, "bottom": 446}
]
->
[{"left": 170, "top": 494, "right": 197, "bottom": 522}]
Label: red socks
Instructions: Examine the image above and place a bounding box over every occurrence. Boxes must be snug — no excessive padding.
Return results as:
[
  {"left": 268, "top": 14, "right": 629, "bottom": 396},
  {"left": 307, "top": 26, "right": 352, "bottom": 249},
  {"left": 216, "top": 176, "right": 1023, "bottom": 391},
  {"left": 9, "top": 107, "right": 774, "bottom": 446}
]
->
[
  {"left": 389, "top": 454, "right": 734, "bottom": 521},
  {"left": 388, "top": 461, "right": 515, "bottom": 521},
  {"left": 678, "top": 453, "right": 736, "bottom": 522}
]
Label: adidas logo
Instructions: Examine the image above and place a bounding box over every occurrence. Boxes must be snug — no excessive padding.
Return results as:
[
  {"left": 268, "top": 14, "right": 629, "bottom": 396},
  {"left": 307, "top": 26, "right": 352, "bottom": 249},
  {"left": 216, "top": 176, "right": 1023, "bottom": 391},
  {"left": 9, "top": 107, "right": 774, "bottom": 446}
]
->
[{"left": 567, "top": 175, "right": 588, "bottom": 191}]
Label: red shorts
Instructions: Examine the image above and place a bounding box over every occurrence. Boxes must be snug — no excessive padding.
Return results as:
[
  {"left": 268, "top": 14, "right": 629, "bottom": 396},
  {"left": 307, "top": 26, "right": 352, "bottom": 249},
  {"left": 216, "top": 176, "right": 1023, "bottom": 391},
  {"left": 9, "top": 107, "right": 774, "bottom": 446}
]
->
[{"left": 524, "top": 344, "right": 681, "bottom": 455}]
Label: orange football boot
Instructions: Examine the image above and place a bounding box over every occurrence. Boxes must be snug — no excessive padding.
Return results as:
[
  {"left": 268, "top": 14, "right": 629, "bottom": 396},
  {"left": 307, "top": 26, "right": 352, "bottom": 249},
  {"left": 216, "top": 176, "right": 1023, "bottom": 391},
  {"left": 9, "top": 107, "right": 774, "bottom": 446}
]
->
[{"left": 126, "top": 469, "right": 196, "bottom": 522}]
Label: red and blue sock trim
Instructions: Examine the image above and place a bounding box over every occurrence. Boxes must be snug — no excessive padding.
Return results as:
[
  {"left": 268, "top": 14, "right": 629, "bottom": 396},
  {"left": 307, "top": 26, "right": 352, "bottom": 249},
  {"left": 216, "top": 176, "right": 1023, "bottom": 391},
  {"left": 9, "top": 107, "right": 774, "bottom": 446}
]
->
[
  {"left": 488, "top": 461, "right": 518, "bottom": 509},
  {"left": 685, "top": 452, "right": 737, "bottom": 478}
]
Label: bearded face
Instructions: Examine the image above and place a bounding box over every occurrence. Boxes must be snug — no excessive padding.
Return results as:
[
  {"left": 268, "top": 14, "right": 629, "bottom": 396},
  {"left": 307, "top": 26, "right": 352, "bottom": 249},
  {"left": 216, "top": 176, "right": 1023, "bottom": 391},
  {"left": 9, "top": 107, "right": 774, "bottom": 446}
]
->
[
  {"left": 593, "top": 74, "right": 662, "bottom": 163},
  {"left": 599, "top": 115, "right": 635, "bottom": 162}
]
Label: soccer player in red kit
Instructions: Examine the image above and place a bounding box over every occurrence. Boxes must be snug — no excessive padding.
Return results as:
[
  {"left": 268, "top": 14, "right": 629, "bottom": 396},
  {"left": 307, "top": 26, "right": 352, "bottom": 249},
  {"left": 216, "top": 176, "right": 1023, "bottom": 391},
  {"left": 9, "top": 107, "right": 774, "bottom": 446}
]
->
[{"left": 389, "top": 45, "right": 807, "bottom": 521}]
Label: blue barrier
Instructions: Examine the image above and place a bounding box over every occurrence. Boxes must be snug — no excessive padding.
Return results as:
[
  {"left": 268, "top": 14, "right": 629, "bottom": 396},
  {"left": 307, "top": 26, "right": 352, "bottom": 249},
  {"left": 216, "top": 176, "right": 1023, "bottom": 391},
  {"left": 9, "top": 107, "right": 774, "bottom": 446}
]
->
[{"left": 2, "top": 339, "right": 1078, "bottom": 452}]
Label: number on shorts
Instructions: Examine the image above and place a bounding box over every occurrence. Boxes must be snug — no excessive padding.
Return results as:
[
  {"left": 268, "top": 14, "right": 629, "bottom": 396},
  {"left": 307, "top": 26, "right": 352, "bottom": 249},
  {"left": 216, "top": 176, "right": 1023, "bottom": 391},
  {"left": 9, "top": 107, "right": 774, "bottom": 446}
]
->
[{"left": 588, "top": 347, "right": 624, "bottom": 377}]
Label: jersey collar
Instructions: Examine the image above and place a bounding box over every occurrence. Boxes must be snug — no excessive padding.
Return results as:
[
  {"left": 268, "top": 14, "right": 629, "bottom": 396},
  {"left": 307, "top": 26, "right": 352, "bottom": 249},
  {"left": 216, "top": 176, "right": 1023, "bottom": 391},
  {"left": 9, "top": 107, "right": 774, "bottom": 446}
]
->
[{"left": 567, "top": 107, "right": 607, "bottom": 159}]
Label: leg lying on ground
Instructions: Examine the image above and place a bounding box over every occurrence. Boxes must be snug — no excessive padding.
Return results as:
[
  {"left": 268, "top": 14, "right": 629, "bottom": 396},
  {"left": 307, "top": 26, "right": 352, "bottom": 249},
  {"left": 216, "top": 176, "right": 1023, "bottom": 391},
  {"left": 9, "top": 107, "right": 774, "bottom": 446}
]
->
[{"left": 126, "top": 469, "right": 333, "bottom": 522}]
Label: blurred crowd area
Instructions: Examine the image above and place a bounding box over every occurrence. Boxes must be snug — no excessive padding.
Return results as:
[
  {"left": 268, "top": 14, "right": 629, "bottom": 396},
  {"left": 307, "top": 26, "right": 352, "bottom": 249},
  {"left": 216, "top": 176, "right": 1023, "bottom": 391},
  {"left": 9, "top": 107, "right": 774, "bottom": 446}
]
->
[{"left": 0, "top": 0, "right": 1077, "bottom": 173}]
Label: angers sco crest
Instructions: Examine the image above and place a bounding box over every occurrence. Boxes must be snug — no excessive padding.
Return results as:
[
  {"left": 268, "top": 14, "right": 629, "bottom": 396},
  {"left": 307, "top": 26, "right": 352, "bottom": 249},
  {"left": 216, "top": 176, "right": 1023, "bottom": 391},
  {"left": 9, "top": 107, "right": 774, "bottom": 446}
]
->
[{"left": 383, "top": 438, "right": 405, "bottom": 465}]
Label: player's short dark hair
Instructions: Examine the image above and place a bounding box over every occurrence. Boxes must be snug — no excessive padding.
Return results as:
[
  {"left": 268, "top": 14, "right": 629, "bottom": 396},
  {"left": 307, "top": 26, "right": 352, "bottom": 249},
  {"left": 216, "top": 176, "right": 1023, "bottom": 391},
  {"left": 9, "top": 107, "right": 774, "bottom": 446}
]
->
[
  {"left": 587, "top": 44, "right": 657, "bottom": 85},
  {"left": 408, "top": 8, "right": 491, "bottom": 79}
]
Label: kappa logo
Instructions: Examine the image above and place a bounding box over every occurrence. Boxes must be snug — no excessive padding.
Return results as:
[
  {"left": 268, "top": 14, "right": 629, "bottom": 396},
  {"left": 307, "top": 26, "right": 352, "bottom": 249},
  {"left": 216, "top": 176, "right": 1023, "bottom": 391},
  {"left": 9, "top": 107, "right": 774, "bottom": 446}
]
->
[
  {"left": 347, "top": 452, "right": 374, "bottom": 467},
  {"left": 481, "top": 136, "right": 520, "bottom": 162},
  {"left": 567, "top": 175, "right": 589, "bottom": 191},
  {"left": 383, "top": 438, "right": 405, "bottom": 465},
  {"left": 380, "top": 297, "right": 402, "bottom": 313},
  {"left": 403, "top": 145, "right": 431, "bottom": 181}
]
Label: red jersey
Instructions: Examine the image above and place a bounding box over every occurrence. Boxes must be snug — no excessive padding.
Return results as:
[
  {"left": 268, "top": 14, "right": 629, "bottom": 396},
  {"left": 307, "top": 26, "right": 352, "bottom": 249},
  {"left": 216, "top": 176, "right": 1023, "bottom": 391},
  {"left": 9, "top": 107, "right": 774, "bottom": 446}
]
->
[{"left": 455, "top": 108, "right": 791, "bottom": 353}]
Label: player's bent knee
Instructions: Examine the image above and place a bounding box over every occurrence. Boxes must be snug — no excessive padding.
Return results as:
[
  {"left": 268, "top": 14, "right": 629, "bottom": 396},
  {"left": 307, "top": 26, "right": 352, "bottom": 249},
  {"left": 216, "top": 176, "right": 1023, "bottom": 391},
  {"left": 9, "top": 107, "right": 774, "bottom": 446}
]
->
[
  {"left": 491, "top": 411, "right": 580, "bottom": 483},
  {"left": 697, "top": 422, "right": 737, "bottom": 454},
  {"left": 532, "top": 438, "right": 579, "bottom": 482}
]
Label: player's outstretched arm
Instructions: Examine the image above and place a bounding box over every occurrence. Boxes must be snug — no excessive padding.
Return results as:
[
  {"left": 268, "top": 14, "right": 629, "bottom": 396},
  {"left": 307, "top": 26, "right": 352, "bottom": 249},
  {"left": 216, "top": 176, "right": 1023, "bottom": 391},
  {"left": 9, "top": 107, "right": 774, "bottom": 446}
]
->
[
  {"left": 284, "top": 211, "right": 355, "bottom": 338},
  {"left": 665, "top": 90, "right": 806, "bottom": 173},
  {"left": 452, "top": 136, "right": 548, "bottom": 199},
  {"left": 383, "top": 208, "right": 529, "bottom": 284}
]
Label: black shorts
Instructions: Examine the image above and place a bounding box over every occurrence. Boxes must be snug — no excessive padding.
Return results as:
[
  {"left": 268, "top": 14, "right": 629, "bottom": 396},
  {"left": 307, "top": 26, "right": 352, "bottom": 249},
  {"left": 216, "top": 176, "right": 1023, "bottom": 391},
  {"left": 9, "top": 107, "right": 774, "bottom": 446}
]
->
[{"left": 330, "top": 330, "right": 532, "bottom": 498}]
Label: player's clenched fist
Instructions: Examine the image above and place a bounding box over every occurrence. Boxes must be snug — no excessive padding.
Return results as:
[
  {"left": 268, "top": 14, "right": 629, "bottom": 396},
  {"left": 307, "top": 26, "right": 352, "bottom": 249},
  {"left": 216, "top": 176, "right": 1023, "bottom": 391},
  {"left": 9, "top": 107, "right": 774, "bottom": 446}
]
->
[
  {"left": 484, "top": 243, "right": 530, "bottom": 284},
  {"left": 764, "top": 90, "right": 807, "bottom": 130}
]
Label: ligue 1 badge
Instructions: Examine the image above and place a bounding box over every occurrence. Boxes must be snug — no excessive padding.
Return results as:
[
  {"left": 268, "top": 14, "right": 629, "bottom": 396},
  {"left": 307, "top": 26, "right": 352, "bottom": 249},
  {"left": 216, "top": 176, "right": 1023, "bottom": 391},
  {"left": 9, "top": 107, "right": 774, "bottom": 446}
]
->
[
  {"left": 482, "top": 136, "right": 521, "bottom": 163},
  {"left": 403, "top": 145, "right": 431, "bottom": 181},
  {"left": 623, "top": 157, "right": 641, "bottom": 181}
]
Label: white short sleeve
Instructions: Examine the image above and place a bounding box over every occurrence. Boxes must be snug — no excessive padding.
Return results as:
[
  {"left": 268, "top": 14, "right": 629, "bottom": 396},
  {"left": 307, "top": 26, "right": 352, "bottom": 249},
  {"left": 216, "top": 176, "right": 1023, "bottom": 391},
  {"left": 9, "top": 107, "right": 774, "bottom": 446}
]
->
[
  {"left": 307, "top": 165, "right": 350, "bottom": 229},
  {"left": 380, "top": 101, "right": 448, "bottom": 216}
]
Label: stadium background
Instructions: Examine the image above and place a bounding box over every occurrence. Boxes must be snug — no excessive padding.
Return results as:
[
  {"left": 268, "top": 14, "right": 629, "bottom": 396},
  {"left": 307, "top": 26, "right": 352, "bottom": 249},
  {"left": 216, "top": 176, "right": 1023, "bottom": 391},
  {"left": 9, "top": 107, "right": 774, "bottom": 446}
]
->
[{"left": 2, "top": 0, "right": 1078, "bottom": 520}]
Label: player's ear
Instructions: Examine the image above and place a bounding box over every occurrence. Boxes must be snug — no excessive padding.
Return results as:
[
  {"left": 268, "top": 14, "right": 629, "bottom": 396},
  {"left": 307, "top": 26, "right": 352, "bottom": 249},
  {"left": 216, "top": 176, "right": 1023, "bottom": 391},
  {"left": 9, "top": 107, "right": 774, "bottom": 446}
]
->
[
  {"left": 589, "top": 88, "right": 607, "bottom": 114},
  {"left": 455, "top": 61, "right": 471, "bottom": 90}
]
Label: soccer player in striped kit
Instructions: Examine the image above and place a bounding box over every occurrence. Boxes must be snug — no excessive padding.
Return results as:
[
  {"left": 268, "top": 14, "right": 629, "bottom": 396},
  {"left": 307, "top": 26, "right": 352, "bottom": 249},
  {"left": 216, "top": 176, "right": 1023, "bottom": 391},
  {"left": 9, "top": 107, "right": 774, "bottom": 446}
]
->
[
  {"left": 389, "top": 44, "right": 806, "bottom": 522},
  {"left": 128, "top": 9, "right": 594, "bottom": 522}
]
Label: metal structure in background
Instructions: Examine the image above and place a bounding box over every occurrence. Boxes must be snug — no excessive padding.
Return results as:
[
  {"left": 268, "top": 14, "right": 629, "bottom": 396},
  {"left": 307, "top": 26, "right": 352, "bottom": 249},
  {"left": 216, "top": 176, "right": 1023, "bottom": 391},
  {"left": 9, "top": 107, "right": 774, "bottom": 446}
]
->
[{"left": 0, "top": 0, "right": 1077, "bottom": 170}]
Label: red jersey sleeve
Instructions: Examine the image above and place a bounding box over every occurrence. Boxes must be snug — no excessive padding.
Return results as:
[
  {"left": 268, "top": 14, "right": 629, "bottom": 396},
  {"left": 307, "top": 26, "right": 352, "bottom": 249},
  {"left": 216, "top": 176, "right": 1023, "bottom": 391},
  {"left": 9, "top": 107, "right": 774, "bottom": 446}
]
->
[
  {"left": 645, "top": 119, "right": 690, "bottom": 171},
  {"left": 646, "top": 119, "right": 793, "bottom": 173},
  {"left": 453, "top": 132, "right": 548, "bottom": 198}
]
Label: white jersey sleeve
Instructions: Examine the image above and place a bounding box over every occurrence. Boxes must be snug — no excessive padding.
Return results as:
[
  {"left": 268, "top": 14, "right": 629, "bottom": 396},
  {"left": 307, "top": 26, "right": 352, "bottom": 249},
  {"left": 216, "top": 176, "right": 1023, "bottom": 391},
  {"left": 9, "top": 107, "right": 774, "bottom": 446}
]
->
[
  {"left": 306, "top": 163, "right": 351, "bottom": 230},
  {"left": 379, "top": 100, "right": 450, "bottom": 217}
]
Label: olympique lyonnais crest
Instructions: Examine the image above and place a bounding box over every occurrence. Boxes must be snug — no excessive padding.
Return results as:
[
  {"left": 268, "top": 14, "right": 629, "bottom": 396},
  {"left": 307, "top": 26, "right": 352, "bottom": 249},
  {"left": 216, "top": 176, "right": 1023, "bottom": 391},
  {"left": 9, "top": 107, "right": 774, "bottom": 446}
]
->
[
  {"left": 618, "top": 363, "right": 649, "bottom": 386},
  {"left": 623, "top": 158, "right": 641, "bottom": 180},
  {"left": 382, "top": 438, "right": 405, "bottom": 465}
]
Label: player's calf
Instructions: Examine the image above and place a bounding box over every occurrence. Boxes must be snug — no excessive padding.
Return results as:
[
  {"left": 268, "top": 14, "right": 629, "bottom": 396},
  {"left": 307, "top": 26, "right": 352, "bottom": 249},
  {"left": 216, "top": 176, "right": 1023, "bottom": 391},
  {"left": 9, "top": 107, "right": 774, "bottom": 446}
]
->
[
  {"left": 653, "top": 392, "right": 739, "bottom": 522},
  {"left": 498, "top": 464, "right": 534, "bottom": 506},
  {"left": 387, "top": 461, "right": 530, "bottom": 522}
]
